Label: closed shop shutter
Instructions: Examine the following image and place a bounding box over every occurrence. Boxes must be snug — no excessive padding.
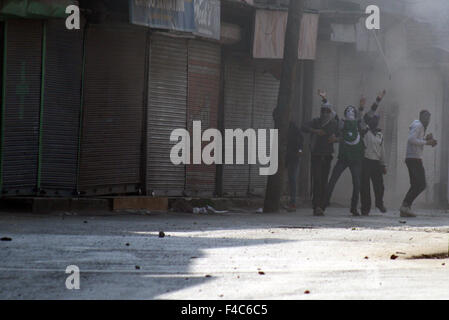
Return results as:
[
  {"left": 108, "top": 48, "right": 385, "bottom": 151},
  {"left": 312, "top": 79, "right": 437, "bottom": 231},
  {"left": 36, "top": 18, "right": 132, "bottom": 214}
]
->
[
  {"left": 79, "top": 23, "right": 146, "bottom": 195},
  {"left": 249, "top": 70, "right": 278, "bottom": 196},
  {"left": 1, "top": 20, "right": 42, "bottom": 195},
  {"left": 186, "top": 39, "right": 221, "bottom": 197},
  {"left": 40, "top": 19, "right": 84, "bottom": 196},
  {"left": 222, "top": 58, "right": 254, "bottom": 197},
  {"left": 147, "top": 35, "right": 188, "bottom": 196}
]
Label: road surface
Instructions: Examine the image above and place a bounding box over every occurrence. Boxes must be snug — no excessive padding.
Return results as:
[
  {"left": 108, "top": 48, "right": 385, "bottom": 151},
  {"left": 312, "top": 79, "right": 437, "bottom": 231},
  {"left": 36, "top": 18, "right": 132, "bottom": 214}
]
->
[{"left": 1, "top": 207, "right": 448, "bottom": 299}]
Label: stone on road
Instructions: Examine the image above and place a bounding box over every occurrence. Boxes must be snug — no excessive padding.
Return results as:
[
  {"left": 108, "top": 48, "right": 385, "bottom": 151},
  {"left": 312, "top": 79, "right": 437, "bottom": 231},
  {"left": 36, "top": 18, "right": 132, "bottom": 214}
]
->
[{"left": 0, "top": 208, "right": 448, "bottom": 299}]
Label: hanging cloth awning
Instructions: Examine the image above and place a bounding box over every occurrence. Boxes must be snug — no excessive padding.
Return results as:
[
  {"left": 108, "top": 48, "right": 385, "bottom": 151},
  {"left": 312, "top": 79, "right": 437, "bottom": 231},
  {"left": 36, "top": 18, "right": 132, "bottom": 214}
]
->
[{"left": 0, "top": 0, "right": 77, "bottom": 19}]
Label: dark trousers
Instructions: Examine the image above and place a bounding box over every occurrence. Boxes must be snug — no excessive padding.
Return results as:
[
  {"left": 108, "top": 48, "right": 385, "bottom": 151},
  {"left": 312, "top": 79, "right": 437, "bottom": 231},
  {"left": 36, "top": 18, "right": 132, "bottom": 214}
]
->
[
  {"left": 287, "top": 159, "right": 300, "bottom": 206},
  {"left": 403, "top": 158, "right": 426, "bottom": 207},
  {"left": 326, "top": 159, "right": 362, "bottom": 210},
  {"left": 311, "top": 155, "right": 332, "bottom": 209},
  {"left": 360, "top": 158, "right": 385, "bottom": 212}
]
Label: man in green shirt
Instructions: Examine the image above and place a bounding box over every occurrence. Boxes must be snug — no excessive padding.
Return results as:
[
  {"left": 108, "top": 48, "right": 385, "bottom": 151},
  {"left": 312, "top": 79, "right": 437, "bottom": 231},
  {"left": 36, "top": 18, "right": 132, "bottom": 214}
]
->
[{"left": 323, "top": 90, "right": 386, "bottom": 216}]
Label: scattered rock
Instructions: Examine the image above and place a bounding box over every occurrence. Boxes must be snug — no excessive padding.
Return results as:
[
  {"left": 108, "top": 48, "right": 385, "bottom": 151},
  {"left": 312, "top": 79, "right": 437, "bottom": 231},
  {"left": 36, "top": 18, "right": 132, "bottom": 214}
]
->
[
  {"left": 258, "top": 271, "right": 265, "bottom": 275},
  {"left": 83, "top": 221, "right": 88, "bottom": 224},
  {"left": 304, "top": 290, "right": 310, "bottom": 294},
  {"left": 390, "top": 254, "right": 398, "bottom": 260},
  {"left": 442, "top": 263, "right": 445, "bottom": 266},
  {"left": 159, "top": 231, "right": 165, "bottom": 238},
  {"left": 135, "top": 265, "right": 141, "bottom": 270},
  {"left": 125, "top": 243, "right": 130, "bottom": 246},
  {"left": 190, "top": 256, "right": 198, "bottom": 259},
  {"left": 364, "top": 256, "right": 369, "bottom": 259},
  {"left": 399, "top": 221, "right": 407, "bottom": 224},
  {"left": 205, "top": 275, "right": 212, "bottom": 278},
  {"left": 1, "top": 237, "right": 12, "bottom": 241}
]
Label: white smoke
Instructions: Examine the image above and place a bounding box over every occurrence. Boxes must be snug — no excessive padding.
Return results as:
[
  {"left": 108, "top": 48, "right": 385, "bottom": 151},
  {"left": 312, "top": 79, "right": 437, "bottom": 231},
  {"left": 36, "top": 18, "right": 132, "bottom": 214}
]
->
[{"left": 404, "top": 0, "right": 449, "bottom": 49}]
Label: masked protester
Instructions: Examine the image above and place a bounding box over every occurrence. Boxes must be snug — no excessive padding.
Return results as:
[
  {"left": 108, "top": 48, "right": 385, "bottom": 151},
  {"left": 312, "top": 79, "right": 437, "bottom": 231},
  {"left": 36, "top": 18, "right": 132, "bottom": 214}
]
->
[
  {"left": 360, "top": 113, "right": 387, "bottom": 216},
  {"left": 324, "top": 90, "right": 386, "bottom": 216},
  {"left": 400, "top": 110, "right": 437, "bottom": 217},
  {"left": 286, "top": 121, "right": 304, "bottom": 212},
  {"left": 301, "top": 93, "right": 339, "bottom": 216}
]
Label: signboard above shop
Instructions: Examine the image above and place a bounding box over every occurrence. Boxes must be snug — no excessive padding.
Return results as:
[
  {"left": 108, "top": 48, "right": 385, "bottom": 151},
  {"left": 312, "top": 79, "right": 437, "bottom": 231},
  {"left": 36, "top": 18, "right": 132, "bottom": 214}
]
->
[
  {"left": 194, "top": 0, "right": 220, "bottom": 40},
  {"left": 0, "top": 0, "right": 77, "bottom": 18},
  {"left": 129, "top": 0, "right": 221, "bottom": 40},
  {"left": 253, "top": 10, "right": 320, "bottom": 60}
]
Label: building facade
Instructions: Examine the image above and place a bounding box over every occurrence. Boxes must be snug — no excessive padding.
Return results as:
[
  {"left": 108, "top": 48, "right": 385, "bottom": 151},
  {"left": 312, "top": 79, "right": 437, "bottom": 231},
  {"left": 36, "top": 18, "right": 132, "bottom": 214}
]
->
[{"left": 0, "top": 0, "right": 447, "bottom": 209}]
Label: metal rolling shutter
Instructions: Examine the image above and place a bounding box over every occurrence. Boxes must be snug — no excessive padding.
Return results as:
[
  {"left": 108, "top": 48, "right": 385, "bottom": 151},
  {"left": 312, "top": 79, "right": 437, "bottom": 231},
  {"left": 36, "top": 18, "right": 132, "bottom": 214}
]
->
[
  {"left": 40, "top": 19, "right": 84, "bottom": 196},
  {"left": 1, "top": 20, "right": 42, "bottom": 195},
  {"left": 222, "top": 58, "right": 254, "bottom": 197},
  {"left": 249, "top": 71, "right": 278, "bottom": 196},
  {"left": 147, "top": 35, "right": 188, "bottom": 196},
  {"left": 79, "top": 23, "right": 146, "bottom": 195},
  {"left": 186, "top": 40, "right": 221, "bottom": 197}
]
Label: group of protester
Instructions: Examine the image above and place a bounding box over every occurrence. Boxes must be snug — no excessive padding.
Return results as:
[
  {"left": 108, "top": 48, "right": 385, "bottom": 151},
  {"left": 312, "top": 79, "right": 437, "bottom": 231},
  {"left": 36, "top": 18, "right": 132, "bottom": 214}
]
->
[{"left": 285, "top": 89, "right": 438, "bottom": 217}]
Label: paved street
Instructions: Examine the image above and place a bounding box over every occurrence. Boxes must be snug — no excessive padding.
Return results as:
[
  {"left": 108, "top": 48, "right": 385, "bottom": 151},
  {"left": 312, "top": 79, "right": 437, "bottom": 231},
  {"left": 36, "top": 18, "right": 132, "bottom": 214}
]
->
[{"left": 1, "top": 207, "right": 449, "bottom": 300}]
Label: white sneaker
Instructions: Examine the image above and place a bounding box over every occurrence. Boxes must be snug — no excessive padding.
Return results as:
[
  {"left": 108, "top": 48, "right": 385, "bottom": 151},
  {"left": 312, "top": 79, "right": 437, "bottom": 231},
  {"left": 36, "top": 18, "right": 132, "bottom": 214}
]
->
[{"left": 400, "top": 206, "right": 416, "bottom": 218}]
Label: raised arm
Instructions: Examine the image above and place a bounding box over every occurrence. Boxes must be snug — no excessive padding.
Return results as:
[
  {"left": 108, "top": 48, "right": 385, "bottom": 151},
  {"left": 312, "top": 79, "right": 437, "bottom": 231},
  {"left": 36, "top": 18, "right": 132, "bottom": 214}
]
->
[
  {"left": 365, "top": 90, "right": 386, "bottom": 115},
  {"left": 360, "top": 90, "right": 386, "bottom": 128},
  {"left": 372, "top": 90, "right": 386, "bottom": 111}
]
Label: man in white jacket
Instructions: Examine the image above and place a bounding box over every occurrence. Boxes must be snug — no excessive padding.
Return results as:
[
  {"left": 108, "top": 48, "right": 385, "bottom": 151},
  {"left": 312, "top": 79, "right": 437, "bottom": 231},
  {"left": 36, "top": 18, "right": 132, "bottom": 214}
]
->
[
  {"left": 400, "top": 110, "right": 438, "bottom": 217},
  {"left": 361, "top": 114, "right": 387, "bottom": 216}
]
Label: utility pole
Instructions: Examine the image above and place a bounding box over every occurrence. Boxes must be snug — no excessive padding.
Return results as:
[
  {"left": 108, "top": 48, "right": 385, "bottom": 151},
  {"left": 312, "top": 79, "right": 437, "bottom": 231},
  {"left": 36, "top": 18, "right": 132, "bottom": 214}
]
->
[{"left": 264, "top": 0, "right": 304, "bottom": 213}]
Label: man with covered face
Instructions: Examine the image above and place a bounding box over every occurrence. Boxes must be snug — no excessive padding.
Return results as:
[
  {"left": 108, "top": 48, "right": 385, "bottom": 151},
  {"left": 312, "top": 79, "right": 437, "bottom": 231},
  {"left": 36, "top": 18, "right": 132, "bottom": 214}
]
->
[
  {"left": 301, "top": 93, "right": 339, "bottom": 216},
  {"left": 400, "top": 110, "right": 438, "bottom": 217},
  {"left": 323, "top": 90, "right": 386, "bottom": 216}
]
